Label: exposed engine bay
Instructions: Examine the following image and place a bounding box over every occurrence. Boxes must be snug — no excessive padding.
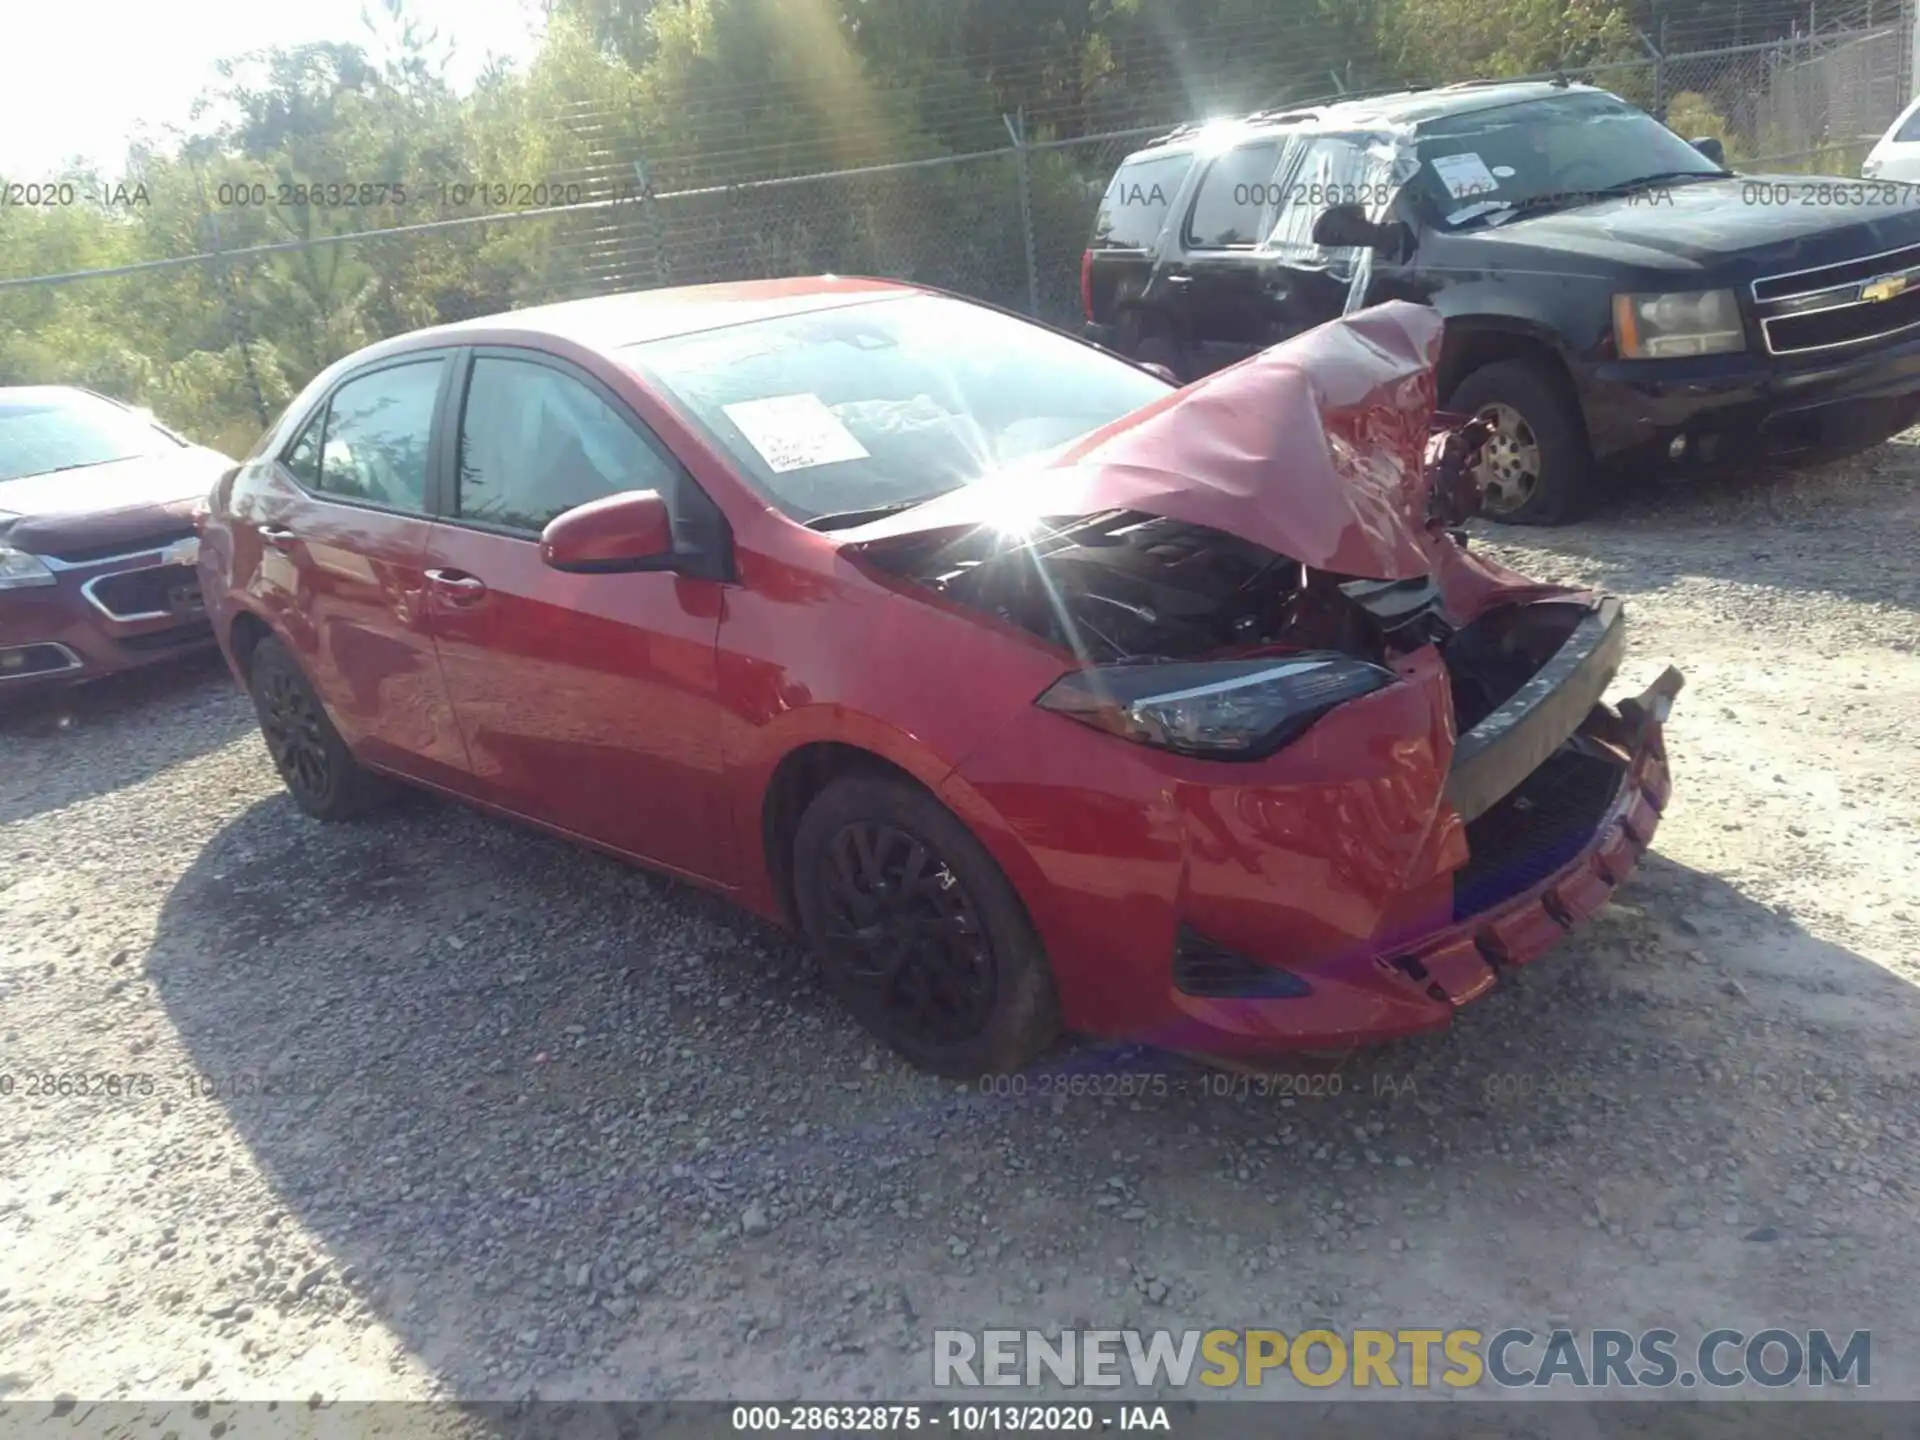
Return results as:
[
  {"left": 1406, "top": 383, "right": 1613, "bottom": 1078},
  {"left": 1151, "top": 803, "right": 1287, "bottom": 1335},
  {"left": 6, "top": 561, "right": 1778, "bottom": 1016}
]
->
[
  {"left": 860, "top": 509, "right": 1438, "bottom": 664},
  {"left": 859, "top": 508, "right": 1593, "bottom": 737}
]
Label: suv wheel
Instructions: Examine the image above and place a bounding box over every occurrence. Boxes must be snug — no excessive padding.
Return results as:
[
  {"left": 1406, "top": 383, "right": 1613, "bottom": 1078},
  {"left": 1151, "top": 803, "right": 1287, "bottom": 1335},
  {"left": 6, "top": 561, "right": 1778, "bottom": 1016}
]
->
[
  {"left": 792, "top": 773, "right": 1062, "bottom": 1078},
  {"left": 1449, "top": 360, "right": 1593, "bottom": 526},
  {"left": 1133, "top": 333, "right": 1187, "bottom": 384},
  {"left": 247, "top": 636, "right": 393, "bottom": 821}
]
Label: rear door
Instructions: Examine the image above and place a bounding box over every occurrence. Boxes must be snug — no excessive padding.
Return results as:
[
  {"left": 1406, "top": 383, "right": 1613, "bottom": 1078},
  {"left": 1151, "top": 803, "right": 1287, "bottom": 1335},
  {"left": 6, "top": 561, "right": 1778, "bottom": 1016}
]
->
[
  {"left": 1167, "top": 137, "right": 1289, "bottom": 375},
  {"left": 421, "top": 347, "right": 733, "bottom": 884},
  {"left": 247, "top": 353, "right": 472, "bottom": 787},
  {"left": 1086, "top": 149, "right": 1196, "bottom": 353}
]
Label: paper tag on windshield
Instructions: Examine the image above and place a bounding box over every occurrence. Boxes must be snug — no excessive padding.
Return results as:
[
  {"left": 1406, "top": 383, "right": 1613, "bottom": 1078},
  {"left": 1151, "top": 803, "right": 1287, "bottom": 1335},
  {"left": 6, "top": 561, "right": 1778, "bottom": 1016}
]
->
[
  {"left": 722, "top": 393, "right": 870, "bottom": 473},
  {"left": 1431, "top": 152, "right": 1500, "bottom": 199}
]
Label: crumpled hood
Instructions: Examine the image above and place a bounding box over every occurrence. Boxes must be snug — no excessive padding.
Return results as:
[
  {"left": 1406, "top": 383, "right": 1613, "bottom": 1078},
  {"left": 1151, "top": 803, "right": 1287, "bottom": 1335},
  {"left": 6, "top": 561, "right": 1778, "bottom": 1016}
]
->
[
  {"left": 0, "top": 448, "right": 227, "bottom": 553},
  {"left": 842, "top": 301, "right": 1443, "bottom": 581}
]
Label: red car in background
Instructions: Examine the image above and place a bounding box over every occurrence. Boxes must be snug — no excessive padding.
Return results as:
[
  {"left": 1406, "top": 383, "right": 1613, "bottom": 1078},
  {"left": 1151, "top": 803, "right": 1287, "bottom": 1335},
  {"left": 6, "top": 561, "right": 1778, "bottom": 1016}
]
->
[
  {"left": 197, "top": 279, "right": 1683, "bottom": 1076},
  {"left": 1, "top": 386, "right": 230, "bottom": 696}
]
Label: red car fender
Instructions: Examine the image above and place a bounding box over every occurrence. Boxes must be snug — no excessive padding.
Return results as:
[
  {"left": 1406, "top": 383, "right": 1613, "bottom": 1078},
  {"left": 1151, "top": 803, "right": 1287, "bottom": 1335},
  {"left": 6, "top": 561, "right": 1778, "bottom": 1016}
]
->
[{"left": 725, "top": 703, "right": 987, "bottom": 921}]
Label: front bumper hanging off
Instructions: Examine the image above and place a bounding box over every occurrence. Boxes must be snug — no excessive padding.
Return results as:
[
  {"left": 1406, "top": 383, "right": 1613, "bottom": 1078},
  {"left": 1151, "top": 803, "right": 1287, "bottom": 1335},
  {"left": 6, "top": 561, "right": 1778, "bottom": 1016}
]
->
[
  {"left": 1158, "top": 607, "right": 1685, "bottom": 1057},
  {"left": 1396, "top": 660, "right": 1685, "bottom": 1010}
]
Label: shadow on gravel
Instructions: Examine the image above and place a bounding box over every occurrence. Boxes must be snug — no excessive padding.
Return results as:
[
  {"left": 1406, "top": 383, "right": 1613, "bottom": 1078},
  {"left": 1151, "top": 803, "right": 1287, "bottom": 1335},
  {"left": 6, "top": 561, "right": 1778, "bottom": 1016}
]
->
[
  {"left": 1494, "top": 443, "right": 1920, "bottom": 615},
  {"left": 147, "top": 787, "right": 1920, "bottom": 1400},
  {"left": 0, "top": 650, "right": 251, "bottom": 824}
]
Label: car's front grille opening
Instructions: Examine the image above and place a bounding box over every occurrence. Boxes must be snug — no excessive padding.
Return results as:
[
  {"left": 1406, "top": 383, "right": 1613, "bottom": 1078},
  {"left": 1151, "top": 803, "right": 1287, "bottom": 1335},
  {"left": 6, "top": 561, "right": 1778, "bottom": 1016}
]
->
[
  {"left": 1452, "top": 743, "right": 1623, "bottom": 922},
  {"left": 1763, "top": 284, "right": 1920, "bottom": 355},
  {"left": 86, "top": 563, "right": 203, "bottom": 621},
  {"left": 42, "top": 526, "right": 195, "bottom": 565},
  {"left": 1172, "top": 925, "right": 1311, "bottom": 999},
  {"left": 1441, "top": 601, "right": 1591, "bottom": 734},
  {"left": 0, "top": 642, "right": 83, "bottom": 679}
]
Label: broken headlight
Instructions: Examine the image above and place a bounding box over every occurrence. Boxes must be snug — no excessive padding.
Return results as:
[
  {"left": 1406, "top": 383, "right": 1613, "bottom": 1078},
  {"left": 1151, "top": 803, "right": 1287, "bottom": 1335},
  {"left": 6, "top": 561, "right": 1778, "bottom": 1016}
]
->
[{"left": 1036, "top": 653, "right": 1396, "bottom": 760}]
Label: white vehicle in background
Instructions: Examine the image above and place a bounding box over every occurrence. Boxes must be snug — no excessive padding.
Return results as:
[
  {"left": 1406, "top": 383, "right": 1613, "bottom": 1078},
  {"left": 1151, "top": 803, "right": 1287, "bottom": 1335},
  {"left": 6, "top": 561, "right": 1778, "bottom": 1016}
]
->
[{"left": 1864, "top": 96, "right": 1920, "bottom": 181}]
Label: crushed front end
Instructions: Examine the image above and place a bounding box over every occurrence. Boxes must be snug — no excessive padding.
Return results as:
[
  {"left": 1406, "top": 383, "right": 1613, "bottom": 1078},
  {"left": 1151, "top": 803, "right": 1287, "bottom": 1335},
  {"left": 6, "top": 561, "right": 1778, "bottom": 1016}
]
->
[{"left": 847, "top": 301, "right": 1684, "bottom": 1055}]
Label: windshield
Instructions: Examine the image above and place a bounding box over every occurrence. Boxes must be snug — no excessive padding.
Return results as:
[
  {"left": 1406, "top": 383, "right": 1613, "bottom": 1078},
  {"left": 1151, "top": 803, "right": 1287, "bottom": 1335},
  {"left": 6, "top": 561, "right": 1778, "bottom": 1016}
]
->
[
  {"left": 623, "top": 295, "right": 1171, "bottom": 526},
  {"left": 1408, "top": 92, "right": 1727, "bottom": 229},
  {"left": 0, "top": 390, "right": 183, "bottom": 483}
]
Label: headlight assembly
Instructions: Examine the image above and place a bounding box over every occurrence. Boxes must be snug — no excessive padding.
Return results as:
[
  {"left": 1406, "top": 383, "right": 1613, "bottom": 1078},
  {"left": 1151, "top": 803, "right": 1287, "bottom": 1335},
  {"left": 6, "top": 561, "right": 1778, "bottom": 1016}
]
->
[
  {"left": 1036, "top": 653, "right": 1397, "bottom": 760},
  {"left": 0, "top": 546, "right": 56, "bottom": 590},
  {"left": 1613, "top": 289, "right": 1747, "bottom": 358}
]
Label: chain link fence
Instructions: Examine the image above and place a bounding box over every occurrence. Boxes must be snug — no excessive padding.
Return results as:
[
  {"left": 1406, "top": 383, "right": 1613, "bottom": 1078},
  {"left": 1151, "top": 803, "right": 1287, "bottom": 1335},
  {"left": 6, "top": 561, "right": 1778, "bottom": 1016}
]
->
[
  {"left": 1, "top": 11, "right": 1914, "bottom": 450},
  {"left": 1658, "top": 20, "right": 1912, "bottom": 169}
]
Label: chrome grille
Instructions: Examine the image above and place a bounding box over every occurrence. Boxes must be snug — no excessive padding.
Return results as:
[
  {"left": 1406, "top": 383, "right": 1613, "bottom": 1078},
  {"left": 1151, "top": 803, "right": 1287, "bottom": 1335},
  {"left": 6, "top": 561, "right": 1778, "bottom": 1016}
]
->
[
  {"left": 1752, "top": 241, "right": 1920, "bottom": 356},
  {"left": 83, "top": 563, "right": 204, "bottom": 622}
]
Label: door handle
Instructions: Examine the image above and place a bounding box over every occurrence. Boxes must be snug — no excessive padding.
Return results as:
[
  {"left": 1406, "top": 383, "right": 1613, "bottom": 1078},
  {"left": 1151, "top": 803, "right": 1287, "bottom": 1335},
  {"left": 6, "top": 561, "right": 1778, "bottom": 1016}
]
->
[
  {"left": 1163, "top": 273, "right": 1193, "bottom": 286},
  {"left": 425, "top": 568, "right": 488, "bottom": 605},
  {"left": 258, "top": 525, "right": 298, "bottom": 548}
]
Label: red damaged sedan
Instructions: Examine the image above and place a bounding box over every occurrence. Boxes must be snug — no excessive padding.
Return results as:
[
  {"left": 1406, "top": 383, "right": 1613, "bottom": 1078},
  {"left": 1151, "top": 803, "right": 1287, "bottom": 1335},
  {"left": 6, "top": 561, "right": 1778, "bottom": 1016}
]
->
[{"left": 198, "top": 279, "right": 1682, "bottom": 1075}]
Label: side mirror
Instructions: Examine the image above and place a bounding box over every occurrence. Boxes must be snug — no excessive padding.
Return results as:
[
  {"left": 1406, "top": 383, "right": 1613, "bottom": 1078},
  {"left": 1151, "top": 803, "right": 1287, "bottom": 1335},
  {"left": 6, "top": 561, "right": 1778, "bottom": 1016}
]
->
[
  {"left": 1691, "top": 136, "right": 1726, "bottom": 165},
  {"left": 1311, "top": 203, "right": 1383, "bottom": 249},
  {"left": 540, "top": 489, "right": 675, "bottom": 573}
]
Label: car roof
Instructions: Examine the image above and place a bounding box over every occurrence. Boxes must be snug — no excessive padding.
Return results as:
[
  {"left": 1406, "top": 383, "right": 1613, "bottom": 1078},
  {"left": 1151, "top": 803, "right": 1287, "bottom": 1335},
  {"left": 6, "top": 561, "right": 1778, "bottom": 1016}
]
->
[
  {"left": 383, "top": 276, "right": 923, "bottom": 356},
  {"left": 1131, "top": 80, "right": 1610, "bottom": 156}
]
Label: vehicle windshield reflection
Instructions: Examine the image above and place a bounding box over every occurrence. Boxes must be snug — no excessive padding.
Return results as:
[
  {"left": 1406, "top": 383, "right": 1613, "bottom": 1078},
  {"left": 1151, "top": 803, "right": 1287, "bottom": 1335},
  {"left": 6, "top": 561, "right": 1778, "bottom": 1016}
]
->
[
  {"left": 1411, "top": 92, "right": 1728, "bottom": 230},
  {"left": 624, "top": 295, "right": 1170, "bottom": 525}
]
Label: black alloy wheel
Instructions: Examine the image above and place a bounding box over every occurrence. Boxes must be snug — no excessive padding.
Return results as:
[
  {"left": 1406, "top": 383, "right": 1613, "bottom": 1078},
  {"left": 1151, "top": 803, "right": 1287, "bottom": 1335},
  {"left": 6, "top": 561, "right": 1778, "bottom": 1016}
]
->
[
  {"left": 258, "top": 660, "right": 332, "bottom": 802},
  {"left": 819, "top": 819, "right": 997, "bottom": 1049},
  {"left": 246, "top": 636, "right": 391, "bottom": 821},
  {"left": 793, "top": 774, "right": 1061, "bottom": 1077}
]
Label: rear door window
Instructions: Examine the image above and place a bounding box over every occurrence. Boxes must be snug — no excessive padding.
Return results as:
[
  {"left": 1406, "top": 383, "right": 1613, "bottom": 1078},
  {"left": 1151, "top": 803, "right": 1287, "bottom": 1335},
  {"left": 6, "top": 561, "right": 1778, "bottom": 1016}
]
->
[
  {"left": 312, "top": 359, "right": 444, "bottom": 513},
  {"left": 1092, "top": 152, "right": 1195, "bottom": 249},
  {"left": 1184, "top": 140, "right": 1284, "bottom": 249},
  {"left": 282, "top": 415, "right": 322, "bottom": 488}
]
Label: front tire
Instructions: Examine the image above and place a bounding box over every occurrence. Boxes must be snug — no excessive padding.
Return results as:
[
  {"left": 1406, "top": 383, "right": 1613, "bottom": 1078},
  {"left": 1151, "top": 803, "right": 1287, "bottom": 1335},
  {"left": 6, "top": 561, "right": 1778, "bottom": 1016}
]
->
[
  {"left": 247, "top": 636, "right": 392, "bottom": 821},
  {"left": 792, "top": 773, "right": 1061, "bottom": 1078},
  {"left": 1449, "top": 360, "right": 1593, "bottom": 526}
]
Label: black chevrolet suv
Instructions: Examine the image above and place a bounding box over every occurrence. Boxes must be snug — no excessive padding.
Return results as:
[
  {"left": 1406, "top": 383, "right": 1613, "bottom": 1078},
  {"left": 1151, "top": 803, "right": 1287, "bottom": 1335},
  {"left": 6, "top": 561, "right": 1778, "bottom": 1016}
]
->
[{"left": 1081, "top": 80, "right": 1920, "bottom": 523}]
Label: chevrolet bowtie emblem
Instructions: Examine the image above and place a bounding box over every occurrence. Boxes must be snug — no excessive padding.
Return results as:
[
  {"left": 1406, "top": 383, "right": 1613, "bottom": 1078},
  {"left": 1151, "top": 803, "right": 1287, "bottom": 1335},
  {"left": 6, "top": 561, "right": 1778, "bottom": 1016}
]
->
[{"left": 1861, "top": 274, "right": 1910, "bottom": 303}]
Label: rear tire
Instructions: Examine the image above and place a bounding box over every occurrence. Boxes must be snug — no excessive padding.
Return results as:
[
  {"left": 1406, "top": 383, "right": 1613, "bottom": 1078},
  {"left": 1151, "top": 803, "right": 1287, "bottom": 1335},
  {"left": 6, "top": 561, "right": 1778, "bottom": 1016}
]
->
[
  {"left": 246, "top": 636, "right": 392, "bottom": 821},
  {"left": 1120, "top": 306, "right": 1188, "bottom": 383},
  {"left": 1132, "top": 333, "right": 1188, "bottom": 384},
  {"left": 792, "top": 773, "right": 1061, "bottom": 1078},
  {"left": 1449, "top": 360, "right": 1593, "bottom": 526}
]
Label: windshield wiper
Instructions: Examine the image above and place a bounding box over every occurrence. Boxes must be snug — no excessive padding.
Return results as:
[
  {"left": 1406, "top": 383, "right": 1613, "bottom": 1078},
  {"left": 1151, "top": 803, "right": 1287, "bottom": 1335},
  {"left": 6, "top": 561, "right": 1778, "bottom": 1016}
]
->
[
  {"left": 1585, "top": 168, "right": 1731, "bottom": 196},
  {"left": 1456, "top": 168, "right": 1730, "bottom": 228},
  {"left": 16, "top": 457, "right": 143, "bottom": 478},
  {"left": 803, "top": 496, "right": 952, "bottom": 531}
]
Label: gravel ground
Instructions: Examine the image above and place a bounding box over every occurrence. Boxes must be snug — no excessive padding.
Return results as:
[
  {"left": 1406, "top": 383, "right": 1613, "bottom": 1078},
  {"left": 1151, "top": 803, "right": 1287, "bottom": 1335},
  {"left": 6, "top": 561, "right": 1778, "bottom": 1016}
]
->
[{"left": 3, "top": 440, "right": 1918, "bottom": 1412}]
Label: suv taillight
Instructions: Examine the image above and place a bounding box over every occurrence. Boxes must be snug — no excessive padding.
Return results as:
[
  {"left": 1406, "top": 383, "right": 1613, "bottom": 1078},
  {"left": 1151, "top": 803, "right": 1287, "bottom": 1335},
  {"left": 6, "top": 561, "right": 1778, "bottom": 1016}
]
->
[{"left": 1080, "top": 249, "right": 1095, "bottom": 323}]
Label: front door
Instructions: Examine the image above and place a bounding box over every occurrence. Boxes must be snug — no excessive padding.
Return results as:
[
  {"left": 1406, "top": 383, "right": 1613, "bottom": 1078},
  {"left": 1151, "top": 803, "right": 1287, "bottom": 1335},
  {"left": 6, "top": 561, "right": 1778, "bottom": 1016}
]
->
[
  {"left": 422, "top": 349, "right": 732, "bottom": 884},
  {"left": 1257, "top": 134, "right": 1394, "bottom": 336}
]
